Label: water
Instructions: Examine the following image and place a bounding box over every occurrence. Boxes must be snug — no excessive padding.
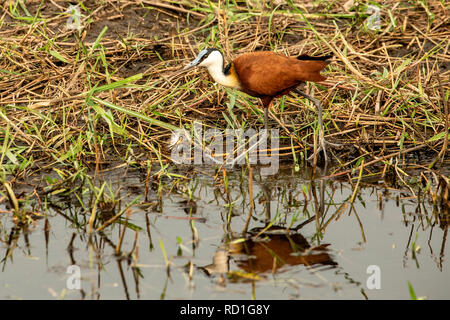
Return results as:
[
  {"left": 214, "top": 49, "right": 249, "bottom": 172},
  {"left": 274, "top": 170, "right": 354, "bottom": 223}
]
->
[{"left": 0, "top": 165, "right": 448, "bottom": 299}]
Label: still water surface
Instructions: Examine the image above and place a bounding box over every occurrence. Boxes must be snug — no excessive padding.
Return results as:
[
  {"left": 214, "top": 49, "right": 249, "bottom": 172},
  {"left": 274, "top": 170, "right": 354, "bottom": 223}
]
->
[{"left": 1, "top": 166, "right": 448, "bottom": 299}]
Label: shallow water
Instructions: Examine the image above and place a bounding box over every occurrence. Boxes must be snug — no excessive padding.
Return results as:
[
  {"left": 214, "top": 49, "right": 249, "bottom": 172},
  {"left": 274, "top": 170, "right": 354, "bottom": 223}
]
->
[{"left": 0, "top": 165, "right": 449, "bottom": 300}]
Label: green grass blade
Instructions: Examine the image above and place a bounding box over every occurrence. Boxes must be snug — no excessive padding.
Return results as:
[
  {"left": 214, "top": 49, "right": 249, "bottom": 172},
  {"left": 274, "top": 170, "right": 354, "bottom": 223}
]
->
[{"left": 92, "top": 97, "right": 180, "bottom": 132}]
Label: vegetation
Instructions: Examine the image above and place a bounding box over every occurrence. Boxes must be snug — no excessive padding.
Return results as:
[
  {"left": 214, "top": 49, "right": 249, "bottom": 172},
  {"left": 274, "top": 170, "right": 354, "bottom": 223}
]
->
[{"left": 0, "top": 0, "right": 448, "bottom": 299}]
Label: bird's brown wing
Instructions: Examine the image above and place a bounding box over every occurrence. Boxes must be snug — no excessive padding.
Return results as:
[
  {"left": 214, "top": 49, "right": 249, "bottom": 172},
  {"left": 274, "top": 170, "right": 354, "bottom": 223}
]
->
[{"left": 233, "top": 52, "right": 327, "bottom": 97}]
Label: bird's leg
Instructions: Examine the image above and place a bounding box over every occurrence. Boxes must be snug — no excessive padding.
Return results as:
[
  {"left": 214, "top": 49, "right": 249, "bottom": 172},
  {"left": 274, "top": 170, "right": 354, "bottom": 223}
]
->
[
  {"left": 295, "top": 89, "right": 340, "bottom": 162},
  {"left": 261, "top": 97, "right": 273, "bottom": 133},
  {"left": 264, "top": 107, "right": 268, "bottom": 132}
]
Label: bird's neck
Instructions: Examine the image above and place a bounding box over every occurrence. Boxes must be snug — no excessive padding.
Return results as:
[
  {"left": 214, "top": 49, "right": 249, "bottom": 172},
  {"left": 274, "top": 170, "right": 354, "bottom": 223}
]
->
[{"left": 206, "top": 61, "right": 241, "bottom": 90}]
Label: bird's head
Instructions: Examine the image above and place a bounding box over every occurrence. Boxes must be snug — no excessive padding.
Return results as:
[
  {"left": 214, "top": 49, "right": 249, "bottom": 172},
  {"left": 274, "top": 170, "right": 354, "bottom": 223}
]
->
[{"left": 183, "top": 48, "right": 223, "bottom": 70}]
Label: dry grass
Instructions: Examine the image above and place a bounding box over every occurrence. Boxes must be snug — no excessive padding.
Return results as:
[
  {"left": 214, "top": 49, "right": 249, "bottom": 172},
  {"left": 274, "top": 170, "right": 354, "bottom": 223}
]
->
[
  {"left": 0, "top": 2, "right": 449, "bottom": 298},
  {"left": 0, "top": 0, "right": 448, "bottom": 180}
]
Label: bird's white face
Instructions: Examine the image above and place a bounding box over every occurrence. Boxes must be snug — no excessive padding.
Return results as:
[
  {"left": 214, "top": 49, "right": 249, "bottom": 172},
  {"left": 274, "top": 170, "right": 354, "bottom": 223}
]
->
[
  {"left": 184, "top": 48, "right": 240, "bottom": 89},
  {"left": 197, "top": 50, "right": 223, "bottom": 68},
  {"left": 183, "top": 49, "right": 223, "bottom": 70}
]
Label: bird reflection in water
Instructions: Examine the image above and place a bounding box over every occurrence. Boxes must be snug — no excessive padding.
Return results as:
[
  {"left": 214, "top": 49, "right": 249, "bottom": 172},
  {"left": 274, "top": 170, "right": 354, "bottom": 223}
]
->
[
  {"left": 201, "top": 224, "right": 336, "bottom": 278},
  {"left": 229, "top": 227, "right": 337, "bottom": 275},
  {"left": 201, "top": 170, "right": 336, "bottom": 278}
]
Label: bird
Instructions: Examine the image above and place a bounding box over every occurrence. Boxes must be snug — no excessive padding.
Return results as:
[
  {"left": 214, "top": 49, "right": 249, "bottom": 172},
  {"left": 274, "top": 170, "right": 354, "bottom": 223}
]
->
[{"left": 183, "top": 48, "right": 337, "bottom": 162}]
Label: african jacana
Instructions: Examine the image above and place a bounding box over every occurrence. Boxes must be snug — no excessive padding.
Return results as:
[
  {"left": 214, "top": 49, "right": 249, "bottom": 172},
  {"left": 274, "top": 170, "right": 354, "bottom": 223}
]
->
[{"left": 184, "top": 48, "right": 336, "bottom": 162}]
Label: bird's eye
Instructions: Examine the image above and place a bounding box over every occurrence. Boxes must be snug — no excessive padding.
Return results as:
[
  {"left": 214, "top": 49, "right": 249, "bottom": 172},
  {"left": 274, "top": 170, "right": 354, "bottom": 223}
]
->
[{"left": 198, "top": 50, "right": 209, "bottom": 60}]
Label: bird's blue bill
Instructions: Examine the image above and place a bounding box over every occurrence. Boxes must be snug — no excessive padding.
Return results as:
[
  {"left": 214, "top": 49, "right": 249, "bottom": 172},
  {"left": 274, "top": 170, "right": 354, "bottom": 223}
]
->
[{"left": 183, "top": 49, "right": 208, "bottom": 70}]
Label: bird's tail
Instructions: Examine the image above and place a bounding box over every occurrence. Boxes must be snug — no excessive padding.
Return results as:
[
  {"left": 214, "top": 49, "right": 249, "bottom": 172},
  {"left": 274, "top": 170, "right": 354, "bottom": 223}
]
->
[
  {"left": 297, "top": 54, "right": 333, "bottom": 62},
  {"left": 295, "top": 54, "right": 332, "bottom": 82}
]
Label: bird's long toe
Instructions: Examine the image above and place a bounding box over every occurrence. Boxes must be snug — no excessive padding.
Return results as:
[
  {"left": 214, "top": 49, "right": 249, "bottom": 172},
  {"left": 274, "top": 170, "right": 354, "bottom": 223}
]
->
[
  {"left": 307, "top": 136, "right": 342, "bottom": 163},
  {"left": 307, "top": 146, "right": 324, "bottom": 162},
  {"left": 323, "top": 139, "right": 342, "bottom": 148}
]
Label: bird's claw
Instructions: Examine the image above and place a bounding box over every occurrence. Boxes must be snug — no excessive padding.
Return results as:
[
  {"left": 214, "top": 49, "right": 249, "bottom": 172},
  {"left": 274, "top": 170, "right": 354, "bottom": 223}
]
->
[
  {"left": 323, "top": 140, "right": 343, "bottom": 148},
  {"left": 306, "top": 137, "right": 342, "bottom": 163}
]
